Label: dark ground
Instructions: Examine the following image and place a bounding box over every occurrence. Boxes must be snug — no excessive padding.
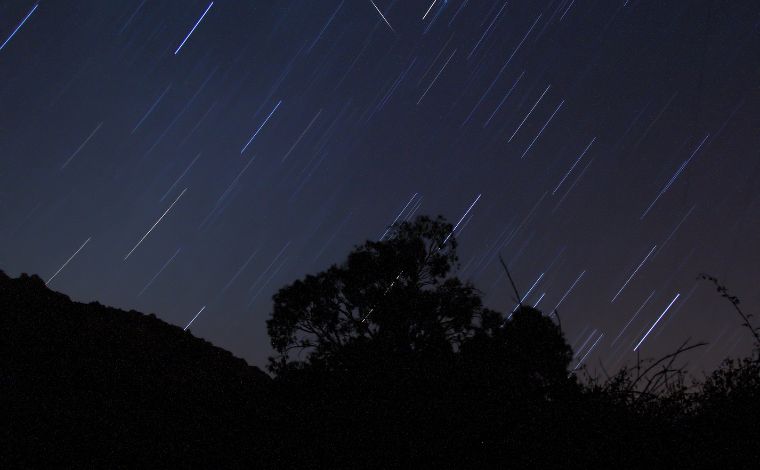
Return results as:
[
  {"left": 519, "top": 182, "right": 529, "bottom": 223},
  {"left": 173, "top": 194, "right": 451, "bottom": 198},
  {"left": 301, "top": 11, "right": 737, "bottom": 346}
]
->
[{"left": 3, "top": 269, "right": 760, "bottom": 468}]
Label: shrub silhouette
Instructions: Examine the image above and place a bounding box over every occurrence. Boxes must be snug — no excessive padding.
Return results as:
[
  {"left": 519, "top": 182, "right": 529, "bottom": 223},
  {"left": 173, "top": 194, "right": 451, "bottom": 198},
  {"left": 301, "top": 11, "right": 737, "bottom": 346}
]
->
[{"left": 683, "top": 274, "right": 760, "bottom": 465}]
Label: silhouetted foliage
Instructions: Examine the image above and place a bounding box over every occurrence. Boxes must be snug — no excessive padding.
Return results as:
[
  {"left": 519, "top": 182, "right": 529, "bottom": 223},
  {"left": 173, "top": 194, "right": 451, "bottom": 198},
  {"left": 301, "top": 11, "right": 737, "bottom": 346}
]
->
[
  {"left": 265, "top": 216, "right": 598, "bottom": 466},
  {"left": 266, "top": 216, "right": 485, "bottom": 374},
  {"left": 5, "top": 219, "right": 760, "bottom": 467},
  {"left": 699, "top": 273, "right": 760, "bottom": 345}
]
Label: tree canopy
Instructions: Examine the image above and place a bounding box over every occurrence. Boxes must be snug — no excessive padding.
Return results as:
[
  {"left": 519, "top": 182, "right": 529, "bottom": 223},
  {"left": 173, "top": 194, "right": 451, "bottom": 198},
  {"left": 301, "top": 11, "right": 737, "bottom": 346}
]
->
[
  {"left": 268, "top": 216, "right": 479, "bottom": 370},
  {"left": 266, "top": 215, "right": 572, "bottom": 384},
  {"left": 265, "top": 215, "right": 579, "bottom": 466}
]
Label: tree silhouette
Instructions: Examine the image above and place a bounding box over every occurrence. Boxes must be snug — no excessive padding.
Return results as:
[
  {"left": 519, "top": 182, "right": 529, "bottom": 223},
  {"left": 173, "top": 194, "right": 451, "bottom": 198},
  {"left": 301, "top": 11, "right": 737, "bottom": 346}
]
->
[
  {"left": 266, "top": 215, "right": 495, "bottom": 374},
  {"left": 265, "top": 215, "right": 583, "bottom": 466}
]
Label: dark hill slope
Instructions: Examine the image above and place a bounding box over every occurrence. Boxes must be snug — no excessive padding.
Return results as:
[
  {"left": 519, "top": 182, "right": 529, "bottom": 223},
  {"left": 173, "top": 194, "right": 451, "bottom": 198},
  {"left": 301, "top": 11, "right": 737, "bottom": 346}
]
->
[{"left": 1, "top": 271, "right": 278, "bottom": 468}]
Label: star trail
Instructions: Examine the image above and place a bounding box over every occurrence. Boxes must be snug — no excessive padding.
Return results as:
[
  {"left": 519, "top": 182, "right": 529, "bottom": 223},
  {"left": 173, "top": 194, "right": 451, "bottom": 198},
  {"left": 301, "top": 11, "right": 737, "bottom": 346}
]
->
[{"left": 0, "top": 0, "right": 758, "bottom": 373}]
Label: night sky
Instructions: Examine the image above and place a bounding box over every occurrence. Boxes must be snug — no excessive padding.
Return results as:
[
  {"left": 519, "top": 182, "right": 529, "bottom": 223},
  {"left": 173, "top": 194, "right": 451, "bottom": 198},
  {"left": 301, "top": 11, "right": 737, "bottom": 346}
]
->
[{"left": 1, "top": 0, "right": 759, "bottom": 374}]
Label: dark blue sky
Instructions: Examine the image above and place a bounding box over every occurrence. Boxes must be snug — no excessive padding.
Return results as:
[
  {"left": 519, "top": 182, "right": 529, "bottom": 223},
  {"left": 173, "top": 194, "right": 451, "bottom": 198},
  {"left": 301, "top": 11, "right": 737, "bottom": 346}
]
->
[{"left": 1, "top": 0, "right": 759, "bottom": 373}]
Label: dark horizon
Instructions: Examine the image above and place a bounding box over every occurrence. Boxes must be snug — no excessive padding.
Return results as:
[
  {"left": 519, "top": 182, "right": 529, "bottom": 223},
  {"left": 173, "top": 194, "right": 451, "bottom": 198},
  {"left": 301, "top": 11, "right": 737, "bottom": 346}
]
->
[{"left": 1, "top": 0, "right": 759, "bottom": 373}]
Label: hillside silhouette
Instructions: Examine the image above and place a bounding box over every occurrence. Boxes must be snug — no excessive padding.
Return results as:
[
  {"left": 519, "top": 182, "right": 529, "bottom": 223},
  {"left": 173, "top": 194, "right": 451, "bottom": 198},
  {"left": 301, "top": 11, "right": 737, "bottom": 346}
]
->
[
  {"left": 3, "top": 216, "right": 760, "bottom": 467},
  {"left": 1, "top": 271, "right": 277, "bottom": 468}
]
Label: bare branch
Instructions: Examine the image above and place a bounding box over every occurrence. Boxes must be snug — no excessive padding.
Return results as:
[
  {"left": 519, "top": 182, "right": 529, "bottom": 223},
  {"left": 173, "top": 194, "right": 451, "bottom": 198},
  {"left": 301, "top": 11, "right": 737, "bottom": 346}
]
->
[
  {"left": 629, "top": 339, "right": 707, "bottom": 392},
  {"left": 498, "top": 254, "right": 523, "bottom": 308},
  {"left": 699, "top": 273, "right": 760, "bottom": 345}
]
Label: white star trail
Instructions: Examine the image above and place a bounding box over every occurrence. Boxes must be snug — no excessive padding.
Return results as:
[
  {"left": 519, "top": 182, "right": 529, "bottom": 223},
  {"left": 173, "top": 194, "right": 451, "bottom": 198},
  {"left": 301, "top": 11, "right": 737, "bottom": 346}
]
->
[
  {"left": 138, "top": 248, "right": 182, "bottom": 297},
  {"left": 509, "top": 85, "right": 551, "bottom": 143},
  {"left": 241, "top": 100, "right": 282, "bottom": 154},
  {"left": 641, "top": 134, "right": 710, "bottom": 220},
  {"left": 552, "top": 270, "right": 585, "bottom": 313},
  {"left": 443, "top": 193, "right": 481, "bottom": 245},
  {"left": 0, "top": 3, "right": 38, "bottom": 52},
  {"left": 46, "top": 237, "right": 91, "bottom": 286},
  {"left": 418, "top": 49, "right": 457, "bottom": 105},
  {"left": 282, "top": 109, "right": 322, "bottom": 162},
  {"left": 520, "top": 99, "right": 564, "bottom": 159},
  {"left": 633, "top": 293, "right": 680, "bottom": 351},
  {"left": 174, "top": 2, "right": 214, "bottom": 55},
  {"left": 553, "top": 137, "right": 596, "bottom": 195},
  {"left": 124, "top": 188, "right": 187, "bottom": 261},
  {"left": 422, "top": 0, "right": 439, "bottom": 20},
  {"left": 573, "top": 332, "right": 604, "bottom": 371},
  {"left": 184, "top": 306, "right": 206, "bottom": 331},
  {"left": 611, "top": 289, "right": 655, "bottom": 347},
  {"left": 369, "top": 0, "right": 395, "bottom": 33},
  {"left": 611, "top": 244, "right": 657, "bottom": 303},
  {"left": 61, "top": 122, "right": 104, "bottom": 170}
]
